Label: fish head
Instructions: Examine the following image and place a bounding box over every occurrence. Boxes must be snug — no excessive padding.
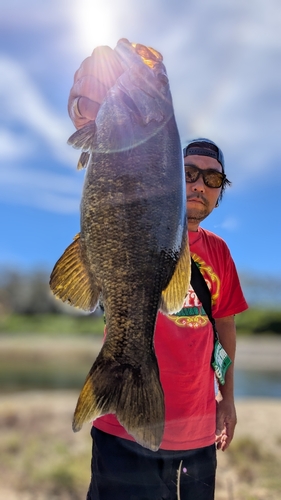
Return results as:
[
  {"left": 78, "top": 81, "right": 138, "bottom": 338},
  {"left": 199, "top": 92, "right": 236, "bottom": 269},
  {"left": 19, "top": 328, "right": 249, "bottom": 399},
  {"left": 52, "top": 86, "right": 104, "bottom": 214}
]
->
[{"left": 113, "top": 39, "right": 173, "bottom": 125}]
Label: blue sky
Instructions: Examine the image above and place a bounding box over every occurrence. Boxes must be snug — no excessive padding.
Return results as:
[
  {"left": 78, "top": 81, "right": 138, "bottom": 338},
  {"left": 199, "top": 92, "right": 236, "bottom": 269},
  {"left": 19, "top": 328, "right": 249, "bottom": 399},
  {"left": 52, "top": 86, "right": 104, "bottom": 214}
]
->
[{"left": 1, "top": 0, "right": 281, "bottom": 283}]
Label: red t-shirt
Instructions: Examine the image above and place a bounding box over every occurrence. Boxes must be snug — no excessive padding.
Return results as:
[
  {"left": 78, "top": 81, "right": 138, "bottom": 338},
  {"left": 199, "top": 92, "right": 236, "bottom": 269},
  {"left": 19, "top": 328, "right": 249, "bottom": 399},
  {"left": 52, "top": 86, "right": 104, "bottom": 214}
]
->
[{"left": 94, "top": 227, "right": 248, "bottom": 450}]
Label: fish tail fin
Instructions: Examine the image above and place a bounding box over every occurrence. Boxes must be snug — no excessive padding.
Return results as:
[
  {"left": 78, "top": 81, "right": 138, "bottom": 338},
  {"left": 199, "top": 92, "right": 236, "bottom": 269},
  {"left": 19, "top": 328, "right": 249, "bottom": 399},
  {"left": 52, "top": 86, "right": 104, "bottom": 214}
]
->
[{"left": 72, "top": 348, "right": 165, "bottom": 451}]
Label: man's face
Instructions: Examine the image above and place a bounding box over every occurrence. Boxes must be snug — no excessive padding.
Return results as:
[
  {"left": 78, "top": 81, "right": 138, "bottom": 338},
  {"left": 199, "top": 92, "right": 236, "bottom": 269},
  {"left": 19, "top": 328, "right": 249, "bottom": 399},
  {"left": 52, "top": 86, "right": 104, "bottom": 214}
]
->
[{"left": 184, "top": 154, "right": 223, "bottom": 231}]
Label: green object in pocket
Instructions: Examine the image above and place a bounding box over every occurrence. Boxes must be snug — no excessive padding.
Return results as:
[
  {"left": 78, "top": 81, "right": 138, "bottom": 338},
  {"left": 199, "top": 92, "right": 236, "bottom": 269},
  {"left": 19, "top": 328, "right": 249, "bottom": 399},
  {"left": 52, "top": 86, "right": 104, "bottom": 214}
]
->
[{"left": 212, "top": 340, "right": 232, "bottom": 385}]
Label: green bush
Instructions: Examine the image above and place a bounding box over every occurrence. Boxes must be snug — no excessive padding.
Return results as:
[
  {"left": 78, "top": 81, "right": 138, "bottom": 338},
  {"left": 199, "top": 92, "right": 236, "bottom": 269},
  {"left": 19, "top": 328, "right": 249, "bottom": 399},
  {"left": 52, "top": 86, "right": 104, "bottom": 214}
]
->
[
  {"left": 0, "top": 313, "right": 104, "bottom": 336},
  {"left": 1, "top": 308, "right": 281, "bottom": 336},
  {"left": 236, "top": 308, "right": 281, "bottom": 335}
]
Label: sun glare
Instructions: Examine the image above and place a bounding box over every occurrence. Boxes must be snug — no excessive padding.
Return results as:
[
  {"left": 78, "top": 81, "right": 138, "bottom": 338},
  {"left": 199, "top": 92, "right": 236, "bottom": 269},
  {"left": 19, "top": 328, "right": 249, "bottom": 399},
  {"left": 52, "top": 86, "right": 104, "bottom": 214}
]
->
[{"left": 72, "top": 0, "right": 121, "bottom": 54}]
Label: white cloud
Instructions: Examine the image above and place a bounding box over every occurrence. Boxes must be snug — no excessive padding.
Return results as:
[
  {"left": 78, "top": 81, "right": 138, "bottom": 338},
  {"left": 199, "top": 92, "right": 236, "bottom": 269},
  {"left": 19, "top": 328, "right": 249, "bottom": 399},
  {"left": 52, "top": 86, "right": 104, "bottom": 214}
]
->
[
  {"left": 0, "top": 55, "right": 75, "bottom": 166},
  {"left": 0, "top": 53, "right": 82, "bottom": 213},
  {"left": 0, "top": 0, "right": 72, "bottom": 29},
  {"left": 0, "top": 164, "right": 83, "bottom": 214},
  {"left": 0, "top": 129, "right": 35, "bottom": 161},
  {"left": 215, "top": 217, "right": 239, "bottom": 232}
]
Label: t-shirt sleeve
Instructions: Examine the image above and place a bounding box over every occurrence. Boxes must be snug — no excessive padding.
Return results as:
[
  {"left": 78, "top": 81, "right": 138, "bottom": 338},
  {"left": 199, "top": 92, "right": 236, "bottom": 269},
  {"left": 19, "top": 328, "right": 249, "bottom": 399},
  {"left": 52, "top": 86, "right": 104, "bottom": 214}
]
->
[{"left": 213, "top": 244, "right": 248, "bottom": 318}]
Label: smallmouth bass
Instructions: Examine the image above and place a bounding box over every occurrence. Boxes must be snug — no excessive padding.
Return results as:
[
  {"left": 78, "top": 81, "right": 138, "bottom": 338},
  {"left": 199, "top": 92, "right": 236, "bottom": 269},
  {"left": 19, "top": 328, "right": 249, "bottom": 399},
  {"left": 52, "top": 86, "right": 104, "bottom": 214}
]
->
[{"left": 50, "top": 39, "right": 190, "bottom": 451}]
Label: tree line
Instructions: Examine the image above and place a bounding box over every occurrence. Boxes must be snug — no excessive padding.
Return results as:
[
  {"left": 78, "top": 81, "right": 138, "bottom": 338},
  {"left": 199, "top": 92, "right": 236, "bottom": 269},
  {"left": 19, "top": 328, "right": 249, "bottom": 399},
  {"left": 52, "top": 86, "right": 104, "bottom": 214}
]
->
[
  {"left": 0, "top": 268, "right": 280, "bottom": 334},
  {"left": 0, "top": 269, "right": 68, "bottom": 315}
]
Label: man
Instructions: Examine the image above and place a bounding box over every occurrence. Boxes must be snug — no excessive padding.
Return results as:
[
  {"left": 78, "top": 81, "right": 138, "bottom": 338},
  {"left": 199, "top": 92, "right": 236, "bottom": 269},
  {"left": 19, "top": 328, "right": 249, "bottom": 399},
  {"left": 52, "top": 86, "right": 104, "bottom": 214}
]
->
[{"left": 68, "top": 45, "right": 248, "bottom": 500}]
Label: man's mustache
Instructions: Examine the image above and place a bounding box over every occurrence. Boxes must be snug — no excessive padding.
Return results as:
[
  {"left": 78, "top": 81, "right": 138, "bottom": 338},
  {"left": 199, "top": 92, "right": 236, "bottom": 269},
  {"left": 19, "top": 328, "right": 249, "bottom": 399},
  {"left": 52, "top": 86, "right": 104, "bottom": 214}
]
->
[{"left": 186, "top": 194, "right": 209, "bottom": 206}]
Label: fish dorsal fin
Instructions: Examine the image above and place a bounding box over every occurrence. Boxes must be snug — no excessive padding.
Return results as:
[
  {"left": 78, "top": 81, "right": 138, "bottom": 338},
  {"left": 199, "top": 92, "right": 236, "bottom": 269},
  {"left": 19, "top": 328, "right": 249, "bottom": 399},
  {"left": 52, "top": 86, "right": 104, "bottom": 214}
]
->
[
  {"left": 67, "top": 121, "right": 97, "bottom": 151},
  {"left": 160, "top": 239, "right": 191, "bottom": 315},
  {"left": 49, "top": 233, "right": 100, "bottom": 312}
]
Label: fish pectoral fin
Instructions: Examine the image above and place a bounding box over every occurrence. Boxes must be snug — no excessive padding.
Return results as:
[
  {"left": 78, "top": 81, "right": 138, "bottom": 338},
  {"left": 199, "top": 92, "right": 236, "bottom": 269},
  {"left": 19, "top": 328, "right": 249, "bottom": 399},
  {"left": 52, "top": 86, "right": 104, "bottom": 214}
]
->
[
  {"left": 49, "top": 233, "right": 100, "bottom": 312},
  {"left": 67, "top": 121, "right": 97, "bottom": 151},
  {"left": 77, "top": 151, "right": 90, "bottom": 170},
  {"left": 160, "top": 239, "right": 191, "bottom": 315},
  {"left": 72, "top": 349, "right": 165, "bottom": 451}
]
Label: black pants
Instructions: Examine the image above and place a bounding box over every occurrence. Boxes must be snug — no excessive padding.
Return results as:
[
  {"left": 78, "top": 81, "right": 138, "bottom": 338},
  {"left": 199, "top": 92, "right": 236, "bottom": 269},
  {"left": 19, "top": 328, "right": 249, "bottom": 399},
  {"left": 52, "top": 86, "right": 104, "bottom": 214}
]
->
[{"left": 86, "top": 428, "right": 217, "bottom": 500}]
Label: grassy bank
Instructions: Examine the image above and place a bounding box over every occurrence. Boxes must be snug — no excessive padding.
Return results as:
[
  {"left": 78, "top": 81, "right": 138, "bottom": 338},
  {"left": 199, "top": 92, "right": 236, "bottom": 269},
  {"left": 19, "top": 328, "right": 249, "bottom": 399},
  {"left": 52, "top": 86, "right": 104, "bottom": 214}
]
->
[
  {"left": 0, "top": 313, "right": 105, "bottom": 335},
  {"left": 1, "top": 308, "right": 281, "bottom": 336}
]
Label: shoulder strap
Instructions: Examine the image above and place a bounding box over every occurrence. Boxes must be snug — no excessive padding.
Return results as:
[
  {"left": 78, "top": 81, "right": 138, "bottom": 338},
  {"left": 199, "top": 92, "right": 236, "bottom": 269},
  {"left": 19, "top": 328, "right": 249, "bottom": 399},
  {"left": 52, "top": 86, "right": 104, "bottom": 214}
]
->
[{"left": 190, "top": 258, "right": 218, "bottom": 341}]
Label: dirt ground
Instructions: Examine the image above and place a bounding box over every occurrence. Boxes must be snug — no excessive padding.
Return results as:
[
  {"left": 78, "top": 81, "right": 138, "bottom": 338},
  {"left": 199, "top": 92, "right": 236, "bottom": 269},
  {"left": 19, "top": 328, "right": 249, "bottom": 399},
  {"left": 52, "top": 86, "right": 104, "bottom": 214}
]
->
[
  {"left": 215, "top": 399, "right": 281, "bottom": 500},
  {"left": 0, "top": 391, "right": 281, "bottom": 500}
]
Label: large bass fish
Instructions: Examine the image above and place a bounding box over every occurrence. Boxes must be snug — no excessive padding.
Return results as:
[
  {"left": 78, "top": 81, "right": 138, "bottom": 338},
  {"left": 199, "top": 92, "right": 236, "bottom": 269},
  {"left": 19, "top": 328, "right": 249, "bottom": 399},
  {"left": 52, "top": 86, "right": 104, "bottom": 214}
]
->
[{"left": 50, "top": 39, "right": 190, "bottom": 451}]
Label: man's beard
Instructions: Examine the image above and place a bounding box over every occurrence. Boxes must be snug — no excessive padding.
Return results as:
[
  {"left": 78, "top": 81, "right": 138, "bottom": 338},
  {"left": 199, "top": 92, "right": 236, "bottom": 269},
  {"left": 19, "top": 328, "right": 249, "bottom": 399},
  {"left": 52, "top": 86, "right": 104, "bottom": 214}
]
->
[{"left": 186, "top": 195, "right": 211, "bottom": 223}]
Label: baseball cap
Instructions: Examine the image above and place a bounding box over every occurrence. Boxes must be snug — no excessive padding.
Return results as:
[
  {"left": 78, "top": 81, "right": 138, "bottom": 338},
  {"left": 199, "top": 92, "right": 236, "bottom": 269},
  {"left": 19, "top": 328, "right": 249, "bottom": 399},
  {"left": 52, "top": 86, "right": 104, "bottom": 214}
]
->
[{"left": 183, "top": 138, "right": 225, "bottom": 173}]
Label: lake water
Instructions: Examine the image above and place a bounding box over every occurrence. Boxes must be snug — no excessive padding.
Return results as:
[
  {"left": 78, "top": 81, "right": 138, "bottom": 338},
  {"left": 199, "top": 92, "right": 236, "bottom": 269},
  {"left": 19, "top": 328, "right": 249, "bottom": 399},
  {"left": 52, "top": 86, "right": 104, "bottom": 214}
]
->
[
  {"left": 235, "top": 369, "right": 281, "bottom": 398},
  {"left": 2, "top": 371, "right": 281, "bottom": 398}
]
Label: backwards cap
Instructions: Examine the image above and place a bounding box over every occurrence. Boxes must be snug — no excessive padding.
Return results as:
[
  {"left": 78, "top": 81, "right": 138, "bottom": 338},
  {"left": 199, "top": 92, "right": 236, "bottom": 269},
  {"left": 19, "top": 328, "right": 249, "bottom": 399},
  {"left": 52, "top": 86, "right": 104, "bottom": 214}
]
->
[{"left": 183, "top": 138, "right": 225, "bottom": 173}]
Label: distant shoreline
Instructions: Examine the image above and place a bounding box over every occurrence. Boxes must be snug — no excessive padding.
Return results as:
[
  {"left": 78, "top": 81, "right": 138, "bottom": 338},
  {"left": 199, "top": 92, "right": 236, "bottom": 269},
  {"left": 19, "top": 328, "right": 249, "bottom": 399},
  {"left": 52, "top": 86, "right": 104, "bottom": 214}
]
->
[
  {"left": 236, "top": 336, "right": 281, "bottom": 371},
  {"left": 1, "top": 334, "right": 281, "bottom": 372}
]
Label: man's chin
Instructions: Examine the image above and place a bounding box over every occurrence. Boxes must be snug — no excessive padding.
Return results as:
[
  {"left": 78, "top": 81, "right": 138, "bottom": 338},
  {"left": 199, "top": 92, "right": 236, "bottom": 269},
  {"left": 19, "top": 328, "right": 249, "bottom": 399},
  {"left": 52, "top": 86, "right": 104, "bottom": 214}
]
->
[{"left": 187, "top": 208, "right": 210, "bottom": 223}]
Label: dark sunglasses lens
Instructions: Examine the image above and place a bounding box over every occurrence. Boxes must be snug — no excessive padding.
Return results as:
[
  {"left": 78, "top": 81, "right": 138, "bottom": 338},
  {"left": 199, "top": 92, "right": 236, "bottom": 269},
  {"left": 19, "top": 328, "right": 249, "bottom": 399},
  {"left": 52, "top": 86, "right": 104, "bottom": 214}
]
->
[
  {"left": 185, "top": 166, "right": 225, "bottom": 188},
  {"left": 185, "top": 166, "right": 199, "bottom": 183},
  {"left": 204, "top": 171, "right": 224, "bottom": 188}
]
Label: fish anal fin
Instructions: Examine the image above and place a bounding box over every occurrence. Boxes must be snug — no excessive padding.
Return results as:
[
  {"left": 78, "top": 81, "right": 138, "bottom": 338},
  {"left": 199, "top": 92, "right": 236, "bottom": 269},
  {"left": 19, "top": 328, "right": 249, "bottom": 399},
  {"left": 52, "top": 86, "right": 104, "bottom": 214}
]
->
[
  {"left": 72, "top": 348, "right": 164, "bottom": 451},
  {"left": 49, "top": 233, "right": 100, "bottom": 312},
  {"left": 160, "top": 239, "right": 191, "bottom": 315}
]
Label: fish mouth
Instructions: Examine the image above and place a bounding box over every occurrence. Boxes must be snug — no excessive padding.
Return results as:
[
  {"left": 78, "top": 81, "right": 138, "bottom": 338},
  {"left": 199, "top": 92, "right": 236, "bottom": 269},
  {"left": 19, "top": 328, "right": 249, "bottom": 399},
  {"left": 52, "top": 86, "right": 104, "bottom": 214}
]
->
[
  {"left": 118, "top": 39, "right": 163, "bottom": 70},
  {"left": 132, "top": 42, "right": 168, "bottom": 85},
  {"left": 131, "top": 42, "right": 163, "bottom": 68}
]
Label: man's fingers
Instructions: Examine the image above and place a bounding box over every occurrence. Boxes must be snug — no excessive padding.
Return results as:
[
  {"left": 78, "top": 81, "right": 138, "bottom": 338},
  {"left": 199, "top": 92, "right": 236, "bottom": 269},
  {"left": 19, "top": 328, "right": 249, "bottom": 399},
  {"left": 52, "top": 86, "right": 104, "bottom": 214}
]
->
[
  {"left": 68, "top": 75, "right": 109, "bottom": 128},
  {"left": 76, "top": 97, "right": 100, "bottom": 120},
  {"left": 91, "top": 45, "right": 124, "bottom": 87},
  {"left": 75, "top": 46, "right": 124, "bottom": 89},
  {"left": 70, "top": 75, "right": 109, "bottom": 106},
  {"left": 220, "top": 433, "right": 231, "bottom": 452},
  {"left": 216, "top": 420, "right": 235, "bottom": 452},
  {"left": 68, "top": 46, "right": 124, "bottom": 129},
  {"left": 216, "top": 429, "right": 228, "bottom": 451},
  {"left": 68, "top": 97, "right": 100, "bottom": 129}
]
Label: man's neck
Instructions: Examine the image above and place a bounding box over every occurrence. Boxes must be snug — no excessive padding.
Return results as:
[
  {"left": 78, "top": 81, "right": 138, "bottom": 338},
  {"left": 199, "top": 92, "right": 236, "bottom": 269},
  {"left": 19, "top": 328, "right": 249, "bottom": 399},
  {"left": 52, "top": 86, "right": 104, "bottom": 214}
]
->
[{"left": 187, "top": 221, "right": 200, "bottom": 232}]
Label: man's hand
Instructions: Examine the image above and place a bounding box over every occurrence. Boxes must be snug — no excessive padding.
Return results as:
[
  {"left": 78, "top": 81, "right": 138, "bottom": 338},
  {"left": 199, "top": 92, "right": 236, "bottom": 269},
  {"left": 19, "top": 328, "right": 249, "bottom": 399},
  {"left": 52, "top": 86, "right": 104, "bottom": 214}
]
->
[
  {"left": 68, "top": 45, "right": 124, "bottom": 129},
  {"left": 215, "top": 394, "right": 237, "bottom": 451}
]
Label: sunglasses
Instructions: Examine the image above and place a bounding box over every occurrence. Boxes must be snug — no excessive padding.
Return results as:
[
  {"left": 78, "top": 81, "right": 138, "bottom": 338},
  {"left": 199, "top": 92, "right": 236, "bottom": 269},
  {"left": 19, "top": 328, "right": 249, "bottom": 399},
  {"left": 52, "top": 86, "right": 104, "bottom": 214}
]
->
[{"left": 184, "top": 165, "right": 226, "bottom": 188}]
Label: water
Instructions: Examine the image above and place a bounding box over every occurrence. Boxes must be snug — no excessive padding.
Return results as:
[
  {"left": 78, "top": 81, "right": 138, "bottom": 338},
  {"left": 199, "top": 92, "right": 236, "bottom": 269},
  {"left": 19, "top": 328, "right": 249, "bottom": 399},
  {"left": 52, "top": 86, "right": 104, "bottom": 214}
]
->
[
  {"left": 235, "top": 369, "right": 281, "bottom": 398},
  {"left": 4, "top": 369, "right": 281, "bottom": 397}
]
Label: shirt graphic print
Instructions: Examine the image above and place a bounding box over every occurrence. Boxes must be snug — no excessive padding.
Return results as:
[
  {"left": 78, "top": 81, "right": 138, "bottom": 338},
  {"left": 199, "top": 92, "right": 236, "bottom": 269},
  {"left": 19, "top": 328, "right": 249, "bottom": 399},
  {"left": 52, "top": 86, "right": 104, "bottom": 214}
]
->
[{"left": 168, "top": 253, "right": 219, "bottom": 328}]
